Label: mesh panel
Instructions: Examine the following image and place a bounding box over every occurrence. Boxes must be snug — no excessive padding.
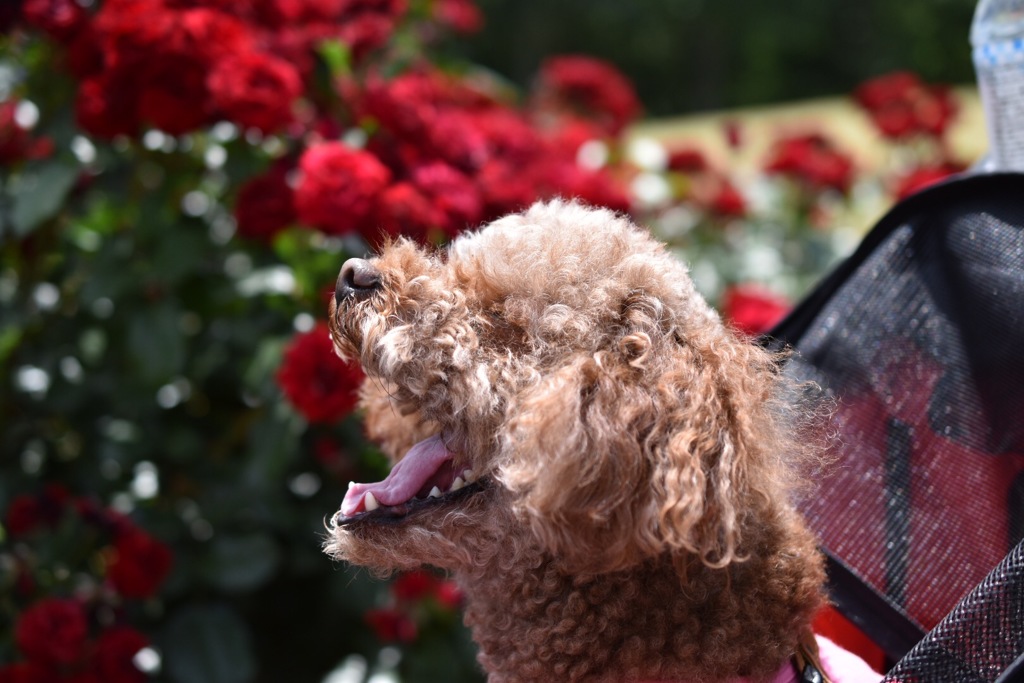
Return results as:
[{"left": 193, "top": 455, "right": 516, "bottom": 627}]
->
[
  {"left": 882, "top": 539, "right": 1024, "bottom": 683},
  {"left": 769, "top": 173, "right": 1024, "bottom": 666}
]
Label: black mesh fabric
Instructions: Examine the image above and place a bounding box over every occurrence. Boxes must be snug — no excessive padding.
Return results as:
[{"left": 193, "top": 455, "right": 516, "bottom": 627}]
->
[
  {"left": 767, "top": 173, "right": 1024, "bottom": 670},
  {"left": 882, "top": 538, "right": 1024, "bottom": 683}
]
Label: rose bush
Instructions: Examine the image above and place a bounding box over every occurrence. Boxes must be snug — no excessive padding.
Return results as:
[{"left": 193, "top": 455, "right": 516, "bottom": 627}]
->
[
  {"left": 0, "top": 0, "right": 965, "bottom": 680},
  {"left": 1, "top": 488, "right": 166, "bottom": 682},
  {"left": 15, "top": 599, "right": 89, "bottom": 668},
  {"left": 277, "top": 323, "right": 365, "bottom": 424}
]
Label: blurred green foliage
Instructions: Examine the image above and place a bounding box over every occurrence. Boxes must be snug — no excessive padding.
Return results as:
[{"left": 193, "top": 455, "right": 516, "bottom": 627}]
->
[
  {"left": 0, "top": 34, "right": 482, "bottom": 683},
  {"left": 456, "top": 0, "right": 979, "bottom": 115}
]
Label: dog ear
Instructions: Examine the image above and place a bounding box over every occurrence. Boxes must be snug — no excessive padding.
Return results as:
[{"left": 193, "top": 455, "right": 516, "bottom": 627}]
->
[{"left": 500, "top": 295, "right": 801, "bottom": 575}]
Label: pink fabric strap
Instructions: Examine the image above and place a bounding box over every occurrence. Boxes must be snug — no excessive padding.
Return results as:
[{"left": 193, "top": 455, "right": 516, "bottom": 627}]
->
[
  {"left": 815, "top": 635, "right": 883, "bottom": 683},
  {"left": 633, "top": 634, "right": 882, "bottom": 683}
]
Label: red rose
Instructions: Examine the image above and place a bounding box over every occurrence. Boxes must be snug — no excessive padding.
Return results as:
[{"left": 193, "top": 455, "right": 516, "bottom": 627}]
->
[
  {"left": 337, "top": 13, "right": 396, "bottom": 62},
  {"left": 854, "top": 71, "right": 957, "bottom": 141},
  {"left": 41, "top": 483, "right": 71, "bottom": 507},
  {"left": 5, "top": 495, "right": 43, "bottom": 536},
  {"left": 723, "top": 119, "right": 743, "bottom": 150},
  {"left": 75, "top": 496, "right": 133, "bottom": 536},
  {"left": 93, "top": 0, "right": 175, "bottom": 70},
  {"left": 347, "top": 0, "right": 408, "bottom": 15},
  {"left": 234, "top": 167, "right": 297, "bottom": 242},
  {"left": 433, "top": 0, "right": 483, "bottom": 33},
  {"left": 107, "top": 530, "right": 174, "bottom": 599},
  {"left": 764, "top": 133, "right": 854, "bottom": 194},
  {"left": 258, "top": 0, "right": 404, "bottom": 64},
  {"left": 540, "top": 117, "right": 605, "bottom": 161},
  {"left": 258, "top": 0, "right": 404, "bottom": 70},
  {"left": 4, "top": 486, "right": 72, "bottom": 536},
  {"left": 208, "top": 52, "right": 302, "bottom": 134},
  {"left": 409, "top": 162, "right": 483, "bottom": 237},
  {"left": 708, "top": 180, "right": 746, "bottom": 219},
  {"left": 477, "top": 160, "right": 538, "bottom": 219},
  {"left": 314, "top": 437, "right": 342, "bottom": 465},
  {"left": 15, "top": 599, "right": 89, "bottom": 667},
  {"left": 14, "top": 560, "right": 36, "bottom": 597},
  {"left": 534, "top": 55, "right": 640, "bottom": 136},
  {"left": 86, "top": 3, "right": 254, "bottom": 136},
  {"left": 721, "top": 285, "right": 791, "bottom": 337},
  {"left": 894, "top": 163, "right": 963, "bottom": 200},
  {"left": 22, "top": 0, "right": 87, "bottom": 42},
  {"left": 426, "top": 110, "right": 490, "bottom": 171},
  {"left": 392, "top": 571, "right": 440, "bottom": 602},
  {"left": 93, "top": 627, "right": 149, "bottom": 683},
  {"left": 911, "top": 85, "right": 957, "bottom": 137},
  {"left": 165, "top": 8, "right": 253, "bottom": 63},
  {"left": 0, "top": 2, "right": 22, "bottom": 34},
  {"left": 260, "top": 25, "right": 318, "bottom": 79},
  {"left": 74, "top": 75, "right": 141, "bottom": 139},
  {"left": 364, "top": 608, "right": 417, "bottom": 643},
  {"left": 64, "top": 26, "right": 104, "bottom": 79},
  {"left": 869, "top": 106, "right": 916, "bottom": 139},
  {"left": 357, "top": 70, "right": 444, "bottom": 141},
  {"left": 277, "top": 323, "right": 365, "bottom": 423},
  {"left": 64, "top": 674, "right": 101, "bottom": 683},
  {"left": 470, "top": 108, "right": 542, "bottom": 164},
  {"left": 295, "top": 142, "right": 392, "bottom": 236},
  {"left": 136, "top": 57, "right": 214, "bottom": 135},
  {"left": 390, "top": 571, "right": 463, "bottom": 609},
  {"left": 374, "top": 181, "right": 445, "bottom": 243},
  {"left": 0, "top": 662, "right": 59, "bottom": 683},
  {"left": 854, "top": 71, "right": 921, "bottom": 111},
  {"left": 538, "top": 161, "right": 631, "bottom": 214},
  {"left": 252, "top": 0, "right": 324, "bottom": 23},
  {"left": 0, "top": 102, "right": 54, "bottom": 166},
  {"left": 667, "top": 147, "right": 710, "bottom": 174},
  {"left": 355, "top": 68, "right": 498, "bottom": 148},
  {"left": 434, "top": 580, "right": 463, "bottom": 610}
]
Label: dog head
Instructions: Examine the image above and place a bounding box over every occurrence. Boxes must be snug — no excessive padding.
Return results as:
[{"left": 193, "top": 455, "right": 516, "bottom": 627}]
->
[{"left": 326, "top": 200, "right": 809, "bottom": 577}]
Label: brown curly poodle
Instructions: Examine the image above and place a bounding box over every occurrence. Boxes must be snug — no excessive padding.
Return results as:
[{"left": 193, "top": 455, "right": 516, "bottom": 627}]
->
[{"left": 325, "top": 201, "right": 868, "bottom": 683}]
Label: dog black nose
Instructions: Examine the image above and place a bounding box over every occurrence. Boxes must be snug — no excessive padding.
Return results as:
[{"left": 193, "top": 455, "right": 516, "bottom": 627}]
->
[{"left": 336, "top": 258, "right": 382, "bottom": 304}]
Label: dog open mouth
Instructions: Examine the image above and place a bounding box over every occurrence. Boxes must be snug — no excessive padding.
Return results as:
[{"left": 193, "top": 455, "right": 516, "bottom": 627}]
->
[{"left": 334, "top": 434, "right": 484, "bottom": 526}]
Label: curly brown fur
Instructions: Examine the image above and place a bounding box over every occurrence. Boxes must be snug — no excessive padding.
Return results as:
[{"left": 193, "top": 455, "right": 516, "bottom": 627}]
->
[{"left": 325, "top": 200, "right": 826, "bottom": 682}]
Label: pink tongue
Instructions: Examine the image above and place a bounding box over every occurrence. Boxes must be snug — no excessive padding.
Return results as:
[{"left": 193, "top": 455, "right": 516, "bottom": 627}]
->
[{"left": 341, "top": 434, "right": 454, "bottom": 517}]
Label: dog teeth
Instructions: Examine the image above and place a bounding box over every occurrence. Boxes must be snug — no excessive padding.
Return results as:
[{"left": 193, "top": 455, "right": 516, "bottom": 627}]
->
[
  {"left": 462, "top": 469, "right": 476, "bottom": 483},
  {"left": 429, "top": 486, "right": 442, "bottom": 498},
  {"left": 348, "top": 481, "right": 355, "bottom": 490},
  {"left": 364, "top": 492, "right": 379, "bottom": 512},
  {"left": 450, "top": 476, "right": 465, "bottom": 492}
]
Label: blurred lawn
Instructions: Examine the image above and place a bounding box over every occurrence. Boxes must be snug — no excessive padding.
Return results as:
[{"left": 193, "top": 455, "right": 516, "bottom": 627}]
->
[
  {"left": 631, "top": 87, "right": 985, "bottom": 235},
  {"left": 633, "top": 87, "right": 985, "bottom": 173}
]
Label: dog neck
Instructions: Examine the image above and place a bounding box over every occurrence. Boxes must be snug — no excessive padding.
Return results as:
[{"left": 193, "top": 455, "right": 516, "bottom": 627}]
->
[{"left": 456, "top": 522, "right": 824, "bottom": 683}]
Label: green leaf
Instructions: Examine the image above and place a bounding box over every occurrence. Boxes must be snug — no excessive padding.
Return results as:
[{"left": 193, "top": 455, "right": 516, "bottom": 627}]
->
[
  {"left": 77, "top": 236, "right": 139, "bottom": 304},
  {"left": 0, "top": 325, "right": 22, "bottom": 365},
  {"left": 201, "top": 532, "right": 282, "bottom": 593},
  {"left": 152, "top": 227, "right": 211, "bottom": 285},
  {"left": 243, "top": 410, "right": 302, "bottom": 488},
  {"left": 128, "top": 300, "right": 185, "bottom": 384},
  {"left": 160, "top": 604, "right": 256, "bottom": 683},
  {"left": 163, "top": 427, "right": 205, "bottom": 464},
  {"left": 317, "top": 39, "right": 352, "bottom": 78},
  {"left": 9, "top": 160, "right": 80, "bottom": 236},
  {"left": 272, "top": 227, "right": 346, "bottom": 302},
  {"left": 243, "top": 337, "right": 286, "bottom": 398}
]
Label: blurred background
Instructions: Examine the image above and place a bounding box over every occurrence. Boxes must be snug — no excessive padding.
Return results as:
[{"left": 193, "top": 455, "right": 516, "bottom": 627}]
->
[
  {"left": 458, "top": 0, "right": 978, "bottom": 115},
  {"left": 0, "top": 0, "right": 986, "bottom": 682}
]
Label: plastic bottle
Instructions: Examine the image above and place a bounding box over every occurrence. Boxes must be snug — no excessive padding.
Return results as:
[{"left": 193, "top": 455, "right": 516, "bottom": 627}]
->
[{"left": 971, "top": 0, "right": 1024, "bottom": 171}]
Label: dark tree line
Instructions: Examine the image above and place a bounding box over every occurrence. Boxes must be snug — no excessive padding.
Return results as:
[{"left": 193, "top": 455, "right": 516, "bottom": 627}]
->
[{"left": 454, "top": 0, "right": 979, "bottom": 115}]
